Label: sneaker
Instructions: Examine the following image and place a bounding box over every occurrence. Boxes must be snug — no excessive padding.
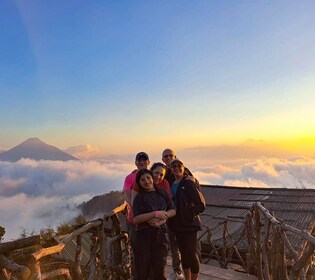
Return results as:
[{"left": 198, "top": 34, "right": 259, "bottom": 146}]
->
[{"left": 167, "top": 270, "right": 184, "bottom": 280}]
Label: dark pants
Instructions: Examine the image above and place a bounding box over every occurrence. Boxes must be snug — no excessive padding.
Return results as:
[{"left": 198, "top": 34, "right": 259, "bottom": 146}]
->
[
  {"left": 175, "top": 231, "right": 200, "bottom": 274},
  {"left": 135, "top": 227, "right": 168, "bottom": 280},
  {"left": 166, "top": 225, "right": 182, "bottom": 272}
]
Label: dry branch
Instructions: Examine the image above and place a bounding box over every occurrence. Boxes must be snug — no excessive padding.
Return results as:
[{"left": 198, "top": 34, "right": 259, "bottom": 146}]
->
[
  {"left": 0, "top": 235, "right": 41, "bottom": 254},
  {"left": 103, "top": 201, "right": 127, "bottom": 219},
  {"left": 29, "top": 243, "right": 65, "bottom": 262},
  {"left": 254, "top": 208, "right": 263, "bottom": 280},
  {"left": 74, "top": 235, "right": 83, "bottom": 280},
  {"left": 256, "top": 202, "right": 315, "bottom": 245},
  {"left": 280, "top": 231, "right": 299, "bottom": 261},
  {"left": 61, "top": 219, "right": 102, "bottom": 244},
  {"left": 290, "top": 230, "right": 315, "bottom": 280},
  {"left": 0, "top": 255, "right": 30, "bottom": 279},
  {"left": 42, "top": 268, "right": 71, "bottom": 280}
]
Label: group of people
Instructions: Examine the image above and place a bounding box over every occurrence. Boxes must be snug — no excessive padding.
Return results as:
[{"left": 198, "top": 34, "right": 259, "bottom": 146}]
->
[{"left": 122, "top": 149, "right": 206, "bottom": 280}]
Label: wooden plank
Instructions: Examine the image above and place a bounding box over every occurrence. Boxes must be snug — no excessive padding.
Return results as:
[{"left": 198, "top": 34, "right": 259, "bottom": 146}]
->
[
  {"left": 165, "top": 257, "right": 257, "bottom": 280},
  {"left": 206, "top": 203, "right": 251, "bottom": 209}
]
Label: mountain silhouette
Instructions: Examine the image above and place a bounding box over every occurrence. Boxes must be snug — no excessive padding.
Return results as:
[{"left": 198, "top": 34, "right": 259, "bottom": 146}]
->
[{"left": 0, "top": 138, "right": 78, "bottom": 162}]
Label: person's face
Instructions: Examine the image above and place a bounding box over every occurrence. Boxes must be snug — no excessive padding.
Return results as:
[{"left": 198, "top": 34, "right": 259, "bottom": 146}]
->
[
  {"left": 152, "top": 166, "right": 166, "bottom": 185},
  {"left": 162, "top": 149, "right": 175, "bottom": 167},
  {"left": 135, "top": 156, "right": 150, "bottom": 170},
  {"left": 139, "top": 173, "right": 154, "bottom": 191},
  {"left": 171, "top": 162, "right": 185, "bottom": 178}
]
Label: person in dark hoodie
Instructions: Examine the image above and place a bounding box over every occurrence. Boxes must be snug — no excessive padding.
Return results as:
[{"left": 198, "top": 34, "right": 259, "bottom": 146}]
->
[
  {"left": 162, "top": 148, "right": 197, "bottom": 280},
  {"left": 167, "top": 159, "right": 206, "bottom": 280}
]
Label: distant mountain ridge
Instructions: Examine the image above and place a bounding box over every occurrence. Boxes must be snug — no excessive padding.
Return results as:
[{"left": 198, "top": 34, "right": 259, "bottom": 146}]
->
[{"left": 0, "top": 138, "right": 78, "bottom": 162}]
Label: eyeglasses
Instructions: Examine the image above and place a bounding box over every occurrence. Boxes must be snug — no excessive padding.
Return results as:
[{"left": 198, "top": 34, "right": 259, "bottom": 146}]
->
[{"left": 163, "top": 154, "right": 174, "bottom": 158}]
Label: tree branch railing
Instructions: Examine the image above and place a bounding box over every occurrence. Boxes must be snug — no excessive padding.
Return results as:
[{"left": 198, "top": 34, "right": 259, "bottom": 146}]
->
[
  {"left": 201, "top": 202, "right": 315, "bottom": 280},
  {"left": 0, "top": 201, "right": 130, "bottom": 280},
  {"left": 1, "top": 198, "right": 314, "bottom": 280}
]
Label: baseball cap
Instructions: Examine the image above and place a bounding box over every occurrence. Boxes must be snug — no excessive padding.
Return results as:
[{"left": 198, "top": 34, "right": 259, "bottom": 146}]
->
[{"left": 135, "top": 152, "right": 149, "bottom": 161}]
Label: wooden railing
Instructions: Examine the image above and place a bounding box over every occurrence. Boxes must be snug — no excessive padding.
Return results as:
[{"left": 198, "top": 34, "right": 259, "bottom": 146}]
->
[
  {"left": 1, "top": 200, "right": 314, "bottom": 279},
  {"left": 0, "top": 201, "right": 130, "bottom": 280},
  {"left": 200, "top": 202, "right": 315, "bottom": 280}
]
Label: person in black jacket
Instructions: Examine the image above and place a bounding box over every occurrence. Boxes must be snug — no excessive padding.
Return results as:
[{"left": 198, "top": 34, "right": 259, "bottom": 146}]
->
[
  {"left": 161, "top": 148, "right": 196, "bottom": 280},
  {"left": 167, "top": 159, "right": 206, "bottom": 280}
]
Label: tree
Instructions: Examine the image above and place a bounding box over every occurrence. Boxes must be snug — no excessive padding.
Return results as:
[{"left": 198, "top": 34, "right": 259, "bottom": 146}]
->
[
  {"left": 0, "top": 226, "right": 5, "bottom": 242},
  {"left": 56, "top": 222, "right": 73, "bottom": 235}
]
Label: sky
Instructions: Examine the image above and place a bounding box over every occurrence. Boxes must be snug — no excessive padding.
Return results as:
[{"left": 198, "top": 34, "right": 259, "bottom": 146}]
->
[
  {"left": 1, "top": 1, "right": 315, "bottom": 240},
  {"left": 1, "top": 1, "right": 315, "bottom": 154}
]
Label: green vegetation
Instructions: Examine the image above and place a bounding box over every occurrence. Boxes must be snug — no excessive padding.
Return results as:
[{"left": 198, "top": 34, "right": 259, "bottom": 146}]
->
[{"left": 0, "top": 226, "right": 5, "bottom": 241}]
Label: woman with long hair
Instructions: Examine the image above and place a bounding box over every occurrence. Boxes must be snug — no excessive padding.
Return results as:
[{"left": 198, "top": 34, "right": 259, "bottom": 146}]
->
[{"left": 133, "top": 169, "right": 176, "bottom": 280}]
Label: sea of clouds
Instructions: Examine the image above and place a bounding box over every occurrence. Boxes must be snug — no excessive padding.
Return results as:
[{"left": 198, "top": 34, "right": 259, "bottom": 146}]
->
[
  {"left": 0, "top": 158, "right": 132, "bottom": 240},
  {"left": 1, "top": 156, "right": 315, "bottom": 240}
]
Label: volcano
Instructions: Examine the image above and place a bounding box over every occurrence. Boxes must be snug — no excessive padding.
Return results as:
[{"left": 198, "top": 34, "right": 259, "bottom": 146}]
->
[{"left": 0, "top": 138, "right": 78, "bottom": 162}]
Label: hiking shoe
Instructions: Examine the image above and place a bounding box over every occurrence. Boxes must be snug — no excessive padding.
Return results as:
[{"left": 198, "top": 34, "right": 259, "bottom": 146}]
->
[{"left": 167, "top": 270, "right": 184, "bottom": 280}]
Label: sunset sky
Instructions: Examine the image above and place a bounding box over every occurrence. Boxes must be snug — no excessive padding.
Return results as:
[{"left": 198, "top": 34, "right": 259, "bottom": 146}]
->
[
  {"left": 1, "top": 1, "right": 315, "bottom": 155},
  {"left": 2, "top": 1, "right": 315, "bottom": 239}
]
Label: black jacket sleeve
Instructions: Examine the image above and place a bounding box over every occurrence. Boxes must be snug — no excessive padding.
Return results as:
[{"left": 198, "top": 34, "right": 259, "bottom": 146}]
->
[{"left": 186, "top": 180, "right": 206, "bottom": 215}]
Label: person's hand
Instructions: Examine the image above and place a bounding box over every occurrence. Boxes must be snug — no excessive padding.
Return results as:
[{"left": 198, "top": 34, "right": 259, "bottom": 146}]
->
[
  {"left": 156, "top": 210, "right": 168, "bottom": 220},
  {"left": 148, "top": 218, "right": 166, "bottom": 227}
]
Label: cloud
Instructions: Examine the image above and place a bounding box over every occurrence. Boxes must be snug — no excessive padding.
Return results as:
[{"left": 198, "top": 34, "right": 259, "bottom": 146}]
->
[
  {"left": 64, "top": 144, "right": 100, "bottom": 159},
  {"left": 1, "top": 155, "right": 315, "bottom": 241},
  {"left": 0, "top": 158, "right": 133, "bottom": 240},
  {"left": 193, "top": 157, "right": 315, "bottom": 189}
]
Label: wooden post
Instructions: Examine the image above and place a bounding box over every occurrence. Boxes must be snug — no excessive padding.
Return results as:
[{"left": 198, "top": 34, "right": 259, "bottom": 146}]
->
[
  {"left": 88, "top": 233, "right": 99, "bottom": 280},
  {"left": 262, "top": 219, "right": 271, "bottom": 280},
  {"left": 270, "top": 227, "right": 288, "bottom": 280},
  {"left": 254, "top": 207, "right": 263, "bottom": 280},
  {"left": 29, "top": 260, "right": 41, "bottom": 280},
  {"left": 121, "top": 233, "right": 131, "bottom": 280},
  {"left": 111, "top": 214, "right": 122, "bottom": 268},
  {"left": 246, "top": 211, "right": 255, "bottom": 275},
  {"left": 74, "top": 234, "right": 83, "bottom": 280},
  {"left": 99, "top": 220, "right": 107, "bottom": 279}
]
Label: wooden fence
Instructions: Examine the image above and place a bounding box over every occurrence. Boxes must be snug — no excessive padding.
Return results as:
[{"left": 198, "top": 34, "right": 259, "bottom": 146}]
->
[
  {"left": 1, "top": 201, "right": 314, "bottom": 279},
  {"left": 200, "top": 202, "right": 315, "bottom": 280},
  {"left": 0, "top": 201, "right": 130, "bottom": 280}
]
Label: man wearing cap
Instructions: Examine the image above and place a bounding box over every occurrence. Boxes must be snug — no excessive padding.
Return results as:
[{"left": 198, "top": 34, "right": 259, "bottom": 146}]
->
[{"left": 122, "top": 152, "right": 150, "bottom": 279}]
